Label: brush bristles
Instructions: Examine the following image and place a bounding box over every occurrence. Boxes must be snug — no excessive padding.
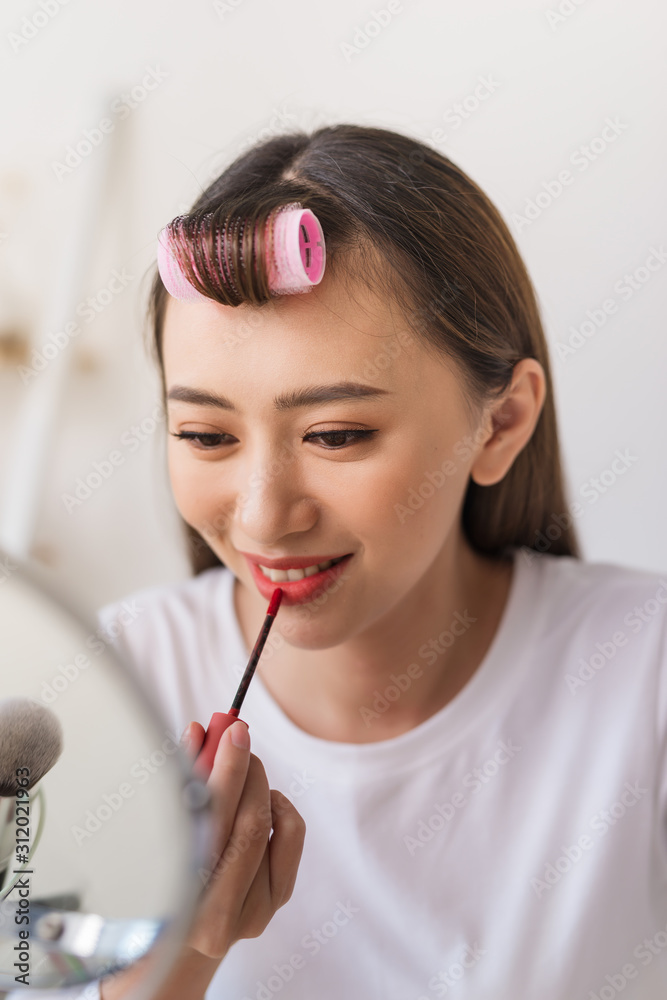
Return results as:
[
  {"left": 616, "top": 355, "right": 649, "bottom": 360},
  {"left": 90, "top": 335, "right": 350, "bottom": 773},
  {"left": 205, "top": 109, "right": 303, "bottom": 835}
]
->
[{"left": 0, "top": 699, "right": 64, "bottom": 796}]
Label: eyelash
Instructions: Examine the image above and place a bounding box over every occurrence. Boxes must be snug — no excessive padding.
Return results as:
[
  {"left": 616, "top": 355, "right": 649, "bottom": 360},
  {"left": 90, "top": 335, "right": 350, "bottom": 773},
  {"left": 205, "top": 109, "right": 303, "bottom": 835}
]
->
[{"left": 170, "top": 429, "right": 378, "bottom": 451}]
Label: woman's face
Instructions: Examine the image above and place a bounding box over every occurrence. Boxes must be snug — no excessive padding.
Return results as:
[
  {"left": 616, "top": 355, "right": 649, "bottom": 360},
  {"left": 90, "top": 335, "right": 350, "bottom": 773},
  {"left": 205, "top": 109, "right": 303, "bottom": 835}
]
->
[{"left": 162, "top": 267, "right": 488, "bottom": 649}]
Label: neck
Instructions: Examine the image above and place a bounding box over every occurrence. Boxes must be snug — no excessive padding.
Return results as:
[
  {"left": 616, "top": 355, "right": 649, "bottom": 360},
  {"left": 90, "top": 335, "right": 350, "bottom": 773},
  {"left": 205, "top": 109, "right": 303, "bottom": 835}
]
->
[{"left": 234, "top": 531, "right": 514, "bottom": 743}]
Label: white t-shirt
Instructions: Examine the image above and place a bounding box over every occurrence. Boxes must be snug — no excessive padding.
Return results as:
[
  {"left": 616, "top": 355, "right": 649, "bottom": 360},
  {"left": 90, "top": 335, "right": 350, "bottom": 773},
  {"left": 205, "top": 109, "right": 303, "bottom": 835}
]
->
[{"left": 84, "top": 547, "right": 667, "bottom": 999}]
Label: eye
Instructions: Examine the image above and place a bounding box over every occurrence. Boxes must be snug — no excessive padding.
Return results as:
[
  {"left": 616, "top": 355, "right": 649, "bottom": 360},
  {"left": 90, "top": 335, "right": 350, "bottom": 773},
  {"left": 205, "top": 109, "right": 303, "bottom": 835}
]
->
[
  {"left": 303, "top": 429, "right": 378, "bottom": 449},
  {"left": 170, "top": 428, "right": 379, "bottom": 452},
  {"left": 170, "top": 431, "right": 234, "bottom": 450}
]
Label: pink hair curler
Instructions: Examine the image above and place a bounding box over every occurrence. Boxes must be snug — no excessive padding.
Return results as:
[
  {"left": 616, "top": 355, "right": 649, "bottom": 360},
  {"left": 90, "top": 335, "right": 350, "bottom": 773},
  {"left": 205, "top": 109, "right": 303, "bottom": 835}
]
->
[
  {"left": 156, "top": 227, "right": 207, "bottom": 302},
  {"left": 157, "top": 203, "right": 326, "bottom": 302}
]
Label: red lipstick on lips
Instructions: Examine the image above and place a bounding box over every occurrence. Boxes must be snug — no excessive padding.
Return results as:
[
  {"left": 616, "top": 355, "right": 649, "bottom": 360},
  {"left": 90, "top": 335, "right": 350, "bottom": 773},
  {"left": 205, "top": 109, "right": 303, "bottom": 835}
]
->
[{"left": 239, "top": 550, "right": 353, "bottom": 606}]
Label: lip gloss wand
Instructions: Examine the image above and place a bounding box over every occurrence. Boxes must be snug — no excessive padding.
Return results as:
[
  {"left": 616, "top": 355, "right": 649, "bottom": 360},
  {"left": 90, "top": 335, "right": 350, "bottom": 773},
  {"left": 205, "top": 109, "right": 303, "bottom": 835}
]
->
[{"left": 194, "top": 587, "right": 283, "bottom": 780}]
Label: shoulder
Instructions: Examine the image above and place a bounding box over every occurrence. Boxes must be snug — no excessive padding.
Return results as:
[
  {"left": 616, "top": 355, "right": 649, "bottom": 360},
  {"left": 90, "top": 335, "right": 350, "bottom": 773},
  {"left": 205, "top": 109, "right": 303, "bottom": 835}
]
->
[
  {"left": 94, "top": 567, "right": 240, "bottom": 733},
  {"left": 519, "top": 546, "right": 667, "bottom": 605},
  {"left": 95, "top": 566, "right": 235, "bottom": 672},
  {"left": 97, "top": 565, "right": 231, "bottom": 631},
  {"left": 517, "top": 547, "right": 667, "bottom": 646}
]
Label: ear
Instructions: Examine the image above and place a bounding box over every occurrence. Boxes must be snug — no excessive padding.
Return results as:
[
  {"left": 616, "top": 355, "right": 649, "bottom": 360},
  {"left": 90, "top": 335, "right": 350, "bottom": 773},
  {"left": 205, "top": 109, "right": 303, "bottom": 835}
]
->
[{"left": 469, "top": 358, "right": 547, "bottom": 487}]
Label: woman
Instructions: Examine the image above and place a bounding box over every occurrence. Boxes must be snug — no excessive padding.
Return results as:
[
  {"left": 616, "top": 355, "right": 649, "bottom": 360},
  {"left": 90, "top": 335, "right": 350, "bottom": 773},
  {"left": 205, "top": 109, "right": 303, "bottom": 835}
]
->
[{"left": 96, "top": 124, "right": 667, "bottom": 999}]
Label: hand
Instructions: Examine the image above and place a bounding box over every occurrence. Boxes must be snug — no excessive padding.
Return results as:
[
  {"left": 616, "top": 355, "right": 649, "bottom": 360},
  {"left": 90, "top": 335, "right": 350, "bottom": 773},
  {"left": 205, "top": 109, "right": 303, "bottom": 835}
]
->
[{"left": 181, "top": 719, "right": 306, "bottom": 959}]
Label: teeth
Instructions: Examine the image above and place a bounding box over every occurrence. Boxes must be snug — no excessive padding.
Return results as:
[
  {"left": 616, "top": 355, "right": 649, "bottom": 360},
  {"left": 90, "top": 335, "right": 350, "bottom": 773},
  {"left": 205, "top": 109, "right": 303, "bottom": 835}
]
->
[
  {"left": 260, "top": 568, "right": 288, "bottom": 582},
  {"left": 258, "top": 557, "right": 340, "bottom": 582}
]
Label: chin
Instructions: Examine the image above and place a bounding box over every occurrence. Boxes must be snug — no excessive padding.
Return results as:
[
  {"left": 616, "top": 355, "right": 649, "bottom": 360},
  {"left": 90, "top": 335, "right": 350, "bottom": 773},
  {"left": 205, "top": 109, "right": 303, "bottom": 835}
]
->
[{"left": 277, "top": 607, "right": 361, "bottom": 651}]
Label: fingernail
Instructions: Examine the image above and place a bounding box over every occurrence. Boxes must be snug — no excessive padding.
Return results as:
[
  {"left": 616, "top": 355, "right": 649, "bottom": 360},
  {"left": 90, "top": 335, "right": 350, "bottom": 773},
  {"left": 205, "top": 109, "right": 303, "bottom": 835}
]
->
[
  {"left": 180, "top": 723, "right": 192, "bottom": 749},
  {"left": 230, "top": 721, "right": 250, "bottom": 749}
]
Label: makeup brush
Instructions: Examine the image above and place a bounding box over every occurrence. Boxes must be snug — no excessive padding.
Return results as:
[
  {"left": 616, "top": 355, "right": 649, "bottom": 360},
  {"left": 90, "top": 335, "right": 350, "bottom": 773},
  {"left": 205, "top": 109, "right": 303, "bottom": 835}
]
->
[
  {"left": 195, "top": 587, "right": 283, "bottom": 779},
  {"left": 0, "top": 698, "right": 63, "bottom": 796},
  {"left": 0, "top": 699, "right": 63, "bottom": 885}
]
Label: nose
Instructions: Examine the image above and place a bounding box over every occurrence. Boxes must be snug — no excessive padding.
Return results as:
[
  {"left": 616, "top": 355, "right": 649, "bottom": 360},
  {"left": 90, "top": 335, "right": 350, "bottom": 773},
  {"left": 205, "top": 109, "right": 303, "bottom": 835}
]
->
[{"left": 233, "top": 443, "right": 317, "bottom": 545}]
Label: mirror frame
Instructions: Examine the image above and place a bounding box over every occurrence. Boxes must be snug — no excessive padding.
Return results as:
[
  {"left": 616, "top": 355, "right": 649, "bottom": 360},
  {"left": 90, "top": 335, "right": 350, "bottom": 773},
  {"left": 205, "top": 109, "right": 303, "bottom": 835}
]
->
[{"left": 0, "top": 548, "right": 211, "bottom": 995}]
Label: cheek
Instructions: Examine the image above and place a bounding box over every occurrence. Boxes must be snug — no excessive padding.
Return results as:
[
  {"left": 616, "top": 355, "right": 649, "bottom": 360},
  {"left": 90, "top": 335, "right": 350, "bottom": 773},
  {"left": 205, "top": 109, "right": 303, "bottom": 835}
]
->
[
  {"left": 353, "top": 436, "right": 472, "bottom": 564},
  {"left": 167, "top": 446, "right": 221, "bottom": 526}
]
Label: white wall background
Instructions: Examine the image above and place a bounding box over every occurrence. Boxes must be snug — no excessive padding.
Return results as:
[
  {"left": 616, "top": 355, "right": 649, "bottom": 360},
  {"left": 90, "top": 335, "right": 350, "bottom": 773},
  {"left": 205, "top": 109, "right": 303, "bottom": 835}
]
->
[{"left": 0, "top": 0, "right": 665, "bottom": 617}]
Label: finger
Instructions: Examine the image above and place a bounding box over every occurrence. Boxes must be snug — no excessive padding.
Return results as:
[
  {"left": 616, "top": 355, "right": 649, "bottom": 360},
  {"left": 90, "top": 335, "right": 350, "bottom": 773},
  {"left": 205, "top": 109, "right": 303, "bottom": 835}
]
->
[
  {"left": 195, "top": 755, "right": 273, "bottom": 950},
  {"left": 180, "top": 721, "right": 205, "bottom": 762},
  {"left": 267, "top": 790, "right": 306, "bottom": 908},
  {"left": 206, "top": 725, "right": 258, "bottom": 863},
  {"left": 235, "top": 842, "right": 273, "bottom": 939},
  {"left": 211, "top": 754, "right": 272, "bottom": 880},
  {"left": 231, "top": 792, "right": 305, "bottom": 942}
]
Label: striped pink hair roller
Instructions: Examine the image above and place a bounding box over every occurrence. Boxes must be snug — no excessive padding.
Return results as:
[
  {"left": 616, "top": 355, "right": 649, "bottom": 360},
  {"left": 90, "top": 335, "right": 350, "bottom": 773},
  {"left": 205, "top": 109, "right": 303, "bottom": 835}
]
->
[{"left": 157, "top": 203, "right": 326, "bottom": 302}]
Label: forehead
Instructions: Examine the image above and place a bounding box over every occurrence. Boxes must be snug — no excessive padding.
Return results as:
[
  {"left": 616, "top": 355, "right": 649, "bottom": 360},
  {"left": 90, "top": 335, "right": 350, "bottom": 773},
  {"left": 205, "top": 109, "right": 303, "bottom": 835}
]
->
[{"left": 161, "top": 267, "right": 427, "bottom": 394}]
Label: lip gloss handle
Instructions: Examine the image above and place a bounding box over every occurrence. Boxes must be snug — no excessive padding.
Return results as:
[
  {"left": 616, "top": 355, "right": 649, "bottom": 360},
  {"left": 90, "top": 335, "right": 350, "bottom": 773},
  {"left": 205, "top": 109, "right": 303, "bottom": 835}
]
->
[{"left": 195, "top": 710, "right": 248, "bottom": 780}]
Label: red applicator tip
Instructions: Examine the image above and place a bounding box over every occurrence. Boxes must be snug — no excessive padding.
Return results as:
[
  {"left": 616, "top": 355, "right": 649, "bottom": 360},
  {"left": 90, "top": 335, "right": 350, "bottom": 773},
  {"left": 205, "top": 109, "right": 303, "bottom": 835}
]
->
[{"left": 267, "top": 587, "right": 283, "bottom": 616}]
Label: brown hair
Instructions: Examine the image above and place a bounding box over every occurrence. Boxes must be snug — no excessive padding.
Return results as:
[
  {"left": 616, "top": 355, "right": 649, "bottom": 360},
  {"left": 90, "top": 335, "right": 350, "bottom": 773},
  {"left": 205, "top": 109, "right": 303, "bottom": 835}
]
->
[{"left": 146, "top": 123, "right": 580, "bottom": 574}]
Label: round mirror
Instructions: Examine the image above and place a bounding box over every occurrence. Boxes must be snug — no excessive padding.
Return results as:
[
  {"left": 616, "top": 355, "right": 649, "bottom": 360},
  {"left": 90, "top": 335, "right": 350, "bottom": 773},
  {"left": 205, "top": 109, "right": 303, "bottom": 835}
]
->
[{"left": 0, "top": 551, "right": 209, "bottom": 995}]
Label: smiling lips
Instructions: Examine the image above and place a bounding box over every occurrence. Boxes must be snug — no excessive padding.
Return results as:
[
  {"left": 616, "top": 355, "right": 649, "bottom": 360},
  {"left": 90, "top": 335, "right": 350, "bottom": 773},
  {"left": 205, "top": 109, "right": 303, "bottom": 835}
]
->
[
  {"left": 239, "top": 550, "right": 353, "bottom": 604},
  {"left": 257, "top": 556, "right": 348, "bottom": 582}
]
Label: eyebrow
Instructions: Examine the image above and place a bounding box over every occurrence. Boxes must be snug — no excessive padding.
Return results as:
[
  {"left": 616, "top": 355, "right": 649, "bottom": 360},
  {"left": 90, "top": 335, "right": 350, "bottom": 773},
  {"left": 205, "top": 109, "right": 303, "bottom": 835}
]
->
[{"left": 166, "top": 381, "right": 391, "bottom": 412}]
